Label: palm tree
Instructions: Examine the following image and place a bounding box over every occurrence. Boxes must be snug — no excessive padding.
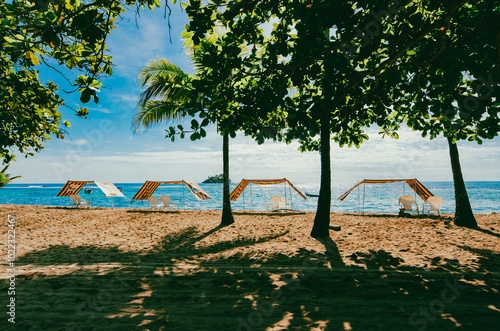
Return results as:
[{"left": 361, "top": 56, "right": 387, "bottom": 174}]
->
[
  {"left": 133, "top": 57, "right": 235, "bottom": 226},
  {"left": 0, "top": 164, "right": 21, "bottom": 188}
]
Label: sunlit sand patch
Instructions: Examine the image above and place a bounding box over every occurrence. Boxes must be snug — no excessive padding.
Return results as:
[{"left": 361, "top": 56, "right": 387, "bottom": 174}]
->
[
  {"left": 267, "top": 312, "right": 294, "bottom": 330},
  {"left": 342, "top": 321, "right": 353, "bottom": 330},
  {"left": 488, "top": 304, "right": 500, "bottom": 312},
  {"left": 0, "top": 263, "right": 129, "bottom": 279},
  {"left": 441, "top": 313, "right": 462, "bottom": 328}
]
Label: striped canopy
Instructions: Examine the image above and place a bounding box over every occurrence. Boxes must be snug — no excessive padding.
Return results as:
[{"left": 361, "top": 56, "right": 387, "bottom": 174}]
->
[
  {"left": 56, "top": 180, "right": 125, "bottom": 198},
  {"left": 338, "top": 179, "right": 434, "bottom": 201},
  {"left": 131, "top": 180, "right": 211, "bottom": 201},
  {"left": 230, "top": 178, "right": 307, "bottom": 201},
  {"left": 56, "top": 180, "right": 94, "bottom": 196}
]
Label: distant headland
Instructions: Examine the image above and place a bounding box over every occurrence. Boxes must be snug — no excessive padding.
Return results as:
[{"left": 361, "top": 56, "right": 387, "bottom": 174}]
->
[{"left": 202, "top": 174, "right": 229, "bottom": 184}]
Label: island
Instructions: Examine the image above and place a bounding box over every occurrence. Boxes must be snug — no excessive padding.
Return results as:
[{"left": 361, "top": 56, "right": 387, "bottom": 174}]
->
[{"left": 202, "top": 174, "right": 229, "bottom": 184}]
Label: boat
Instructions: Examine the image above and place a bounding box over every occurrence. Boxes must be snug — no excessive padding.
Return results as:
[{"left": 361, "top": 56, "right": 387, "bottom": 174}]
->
[{"left": 305, "top": 192, "right": 319, "bottom": 198}]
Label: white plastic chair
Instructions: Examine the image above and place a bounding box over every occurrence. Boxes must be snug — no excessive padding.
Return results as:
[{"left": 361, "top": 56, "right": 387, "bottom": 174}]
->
[
  {"left": 69, "top": 194, "right": 89, "bottom": 208},
  {"left": 267, "top": 195, "right": 290, "bottom": 211},
  {"left": 147, "top": 196, "right": 162, "bottom": 210},
  {"left": 160, "top": 196, "right": 177, "bottom": 210},
  {"left": 399, "top": 196, "right": 419, "bottom": 215},
  {"left": 423, "top": 196, "right": 443, "bottom": 217}
]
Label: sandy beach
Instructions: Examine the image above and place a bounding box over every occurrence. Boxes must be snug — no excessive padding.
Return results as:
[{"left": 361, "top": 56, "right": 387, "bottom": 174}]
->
[{"left": 1, "top": 204, "right": 499, "bottom": 330}]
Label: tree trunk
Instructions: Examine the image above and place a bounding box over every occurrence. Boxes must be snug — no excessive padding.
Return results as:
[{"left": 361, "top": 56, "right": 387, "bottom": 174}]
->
[
  {"left": 447, "top": 137, "right": 477, "bottom": 227},
  {"left": 311, "top": 113, "right": 331, "bottom": 239},
  {"left": 221, "top": 133, "right": 235, "bottom": 226}
]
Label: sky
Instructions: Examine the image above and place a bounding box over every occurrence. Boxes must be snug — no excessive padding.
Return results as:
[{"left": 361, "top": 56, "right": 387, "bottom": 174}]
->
[{"left": 8, "top": 4, "right": 500, "bottom": 185}]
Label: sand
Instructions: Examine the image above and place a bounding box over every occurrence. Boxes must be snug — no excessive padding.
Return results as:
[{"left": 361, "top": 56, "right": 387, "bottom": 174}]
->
[{"left": 1, "top": 204, "right": 499, "bottom": 330}]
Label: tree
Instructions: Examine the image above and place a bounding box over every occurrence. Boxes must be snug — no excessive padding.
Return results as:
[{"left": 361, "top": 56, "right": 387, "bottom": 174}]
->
[
  {"left": 183, "top": 0, "right": 416, "bottom": 250},
  {"left": 393, "top": 0, "right": 500, "bottom": 227},
  {"left": 174, "top": 32, "right": 289, "bottom": 225},
  {"left": 0, "top": 0, "right": 164, "bottom": 163},
  {"left": 184, "top": 0, "right": 500, "bottom": 236},
  {"left": 0, "top": 164, "right": 21, "bottom": 188},
  {"left": 133, "top": 53, "right": 236, "bottom": 226},
  {"left": 0, "top": 55, "right": 66, "bottom": 163}
]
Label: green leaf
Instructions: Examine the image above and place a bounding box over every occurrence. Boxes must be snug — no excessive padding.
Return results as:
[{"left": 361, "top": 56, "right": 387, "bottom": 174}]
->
[
  {"left": 27, "top": 52, "right": 40, "bottom": 65},
  {"left": 181, "top": 30, "right": 194, "bottom": 39},
  {"left": 80, "top": 89, "right": 92, "bottom": 103},
  {"left": 191, "top": 119, "right": 199, "bottom": 129}
]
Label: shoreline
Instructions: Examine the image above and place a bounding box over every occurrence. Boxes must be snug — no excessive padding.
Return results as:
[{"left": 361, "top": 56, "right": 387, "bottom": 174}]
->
[
  {"left": 2, "top": 181, "right": 500, "bottom": 215},
  {"left": 1, "top": 202, "right": 500, "bottom": 216}
]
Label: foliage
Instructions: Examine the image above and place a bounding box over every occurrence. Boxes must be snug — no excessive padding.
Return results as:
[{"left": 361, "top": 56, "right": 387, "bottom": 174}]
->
[
  {"left": 182, "top": 0, "right": 500, "bottom": 234},
  {"left": 0, "top": 0, "right": 164, "bottom": 162},
  {"left": 134, "top": 40, "right": 238, "bottom": 225},
  {"left": 0, "top": 163, "right": 21, "bottom": 188},
  {"left": 134, "top": 57, "right": 194, "bottom": 131},
  {"left": 0, "top": 55, "right": 66, "bottom": 163},
  {"left": 394, "top": 0, "right": 500, "bottom": 143},
  {"left": 181, "top": 0, "right": 416, "bottom": 239},
  {"left": 391, "top": 0, "right": 500, "bottom": 227}
]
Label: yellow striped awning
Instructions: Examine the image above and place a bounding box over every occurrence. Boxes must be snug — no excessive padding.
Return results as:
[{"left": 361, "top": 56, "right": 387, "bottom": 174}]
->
[
  {"left": 131, "top": 180, "right": 210, "bottom": 201},
  {"left": 338, "top": 179, "right": 434, "bottom": 201},
  {"left": 56, "top": 180, "right": 94, "bottom": 197},
  {"left": 184, "top": 182, "right": 211, "bottom": 201},
  {"left": 230, "top": 178, "right": 307, "bottom": 201}
]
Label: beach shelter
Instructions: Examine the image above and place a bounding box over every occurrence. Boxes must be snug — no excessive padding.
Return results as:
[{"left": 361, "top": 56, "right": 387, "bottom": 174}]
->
[
  {"left": 338, "top": 179, "right": 434, "bottom": 214},
  {"left": 131, "top": 180, "right": 211, "bottom": 209},
  {"left": 230, "top": 178, "right": 307, "bottom": 211},
  {"left": 56, "top": 180, "right": 125, "bottom": 206}
]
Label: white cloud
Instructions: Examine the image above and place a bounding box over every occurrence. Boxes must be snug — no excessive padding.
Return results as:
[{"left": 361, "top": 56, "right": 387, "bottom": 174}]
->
[
  {"left": 94, "top": 107, "right": 113, "bottom": 114},
  {"left": 8, "top": 129, "right": 500, "bottom": 184},
  {"left": 64, "top": 139, "right": 89, "bottom": 146}
]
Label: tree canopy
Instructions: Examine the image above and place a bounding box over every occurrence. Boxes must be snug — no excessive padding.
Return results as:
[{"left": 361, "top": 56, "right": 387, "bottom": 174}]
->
[
  {"left": 0, "top": 0, "right": 164, "bottom": 162},
  {"left": 180, "top": 0, "right": 500, "bottom": 232},
  {"left": 392, "top": 0, "right": 500, "bottom": 226}
]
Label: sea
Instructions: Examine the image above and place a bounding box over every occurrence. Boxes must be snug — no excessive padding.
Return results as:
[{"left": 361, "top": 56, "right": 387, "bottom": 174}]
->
[{"left": 0, "top": 181, "right": 499, "bottom": 214}]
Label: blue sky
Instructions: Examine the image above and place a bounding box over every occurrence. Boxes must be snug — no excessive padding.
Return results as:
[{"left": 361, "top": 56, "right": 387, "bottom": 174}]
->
[{"left": 8, "top": 5, "right": 500, "bottom": 184}]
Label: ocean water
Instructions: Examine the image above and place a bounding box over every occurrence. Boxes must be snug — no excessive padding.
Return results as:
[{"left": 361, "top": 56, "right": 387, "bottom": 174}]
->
[{"left": 0, "top": 181, "right": 499, "bottom": 214}]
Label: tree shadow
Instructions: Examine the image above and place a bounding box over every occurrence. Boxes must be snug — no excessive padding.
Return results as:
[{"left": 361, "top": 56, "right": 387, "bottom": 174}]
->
[
  {"left": 46, "top": 206, "right": 108, "bottom": 210},
  {"left": 343, "top": 212, "right": 401, "bottom": 219},
  {"left": 233, "top": 211, "right": 306, "bottom": 216},
  {"left": 471, "top": 226, "right": 500, "bottom": 239},
  {"left": 126, "top": 209, "right": 181, "bottom": 214},
  {"left": 3, "top": 229, "right": 499, "bottom": 330},
  {"left": 349, "top": 249, "right": 404, "bottom": 270}
]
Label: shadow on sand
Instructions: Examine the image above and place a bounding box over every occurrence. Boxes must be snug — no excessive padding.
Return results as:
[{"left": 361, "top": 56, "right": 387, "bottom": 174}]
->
[{"left": 3, "top": 225, "right": 499, "bottom": 330}]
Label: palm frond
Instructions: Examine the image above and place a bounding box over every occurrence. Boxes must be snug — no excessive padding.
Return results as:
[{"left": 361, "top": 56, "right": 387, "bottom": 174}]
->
[
  {"left": 132, "top": 101, "right": 193, "bottom": 132},
  {"left": 137, "top": 58, "right": 194, "bottom": 107},
  {"left": 138, "top": 58, "right": 187, "bottom": 87},
  {"left": 134, "top": 53, "right": 206, "bottom": 133},
  {"left": 0, "top": 164, "right": 20, "bottom": 188}
]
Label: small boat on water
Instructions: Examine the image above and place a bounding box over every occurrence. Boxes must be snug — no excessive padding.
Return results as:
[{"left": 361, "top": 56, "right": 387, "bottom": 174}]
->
[{"left": 305, "top": 192, "right": 319, "bottom": 198}]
